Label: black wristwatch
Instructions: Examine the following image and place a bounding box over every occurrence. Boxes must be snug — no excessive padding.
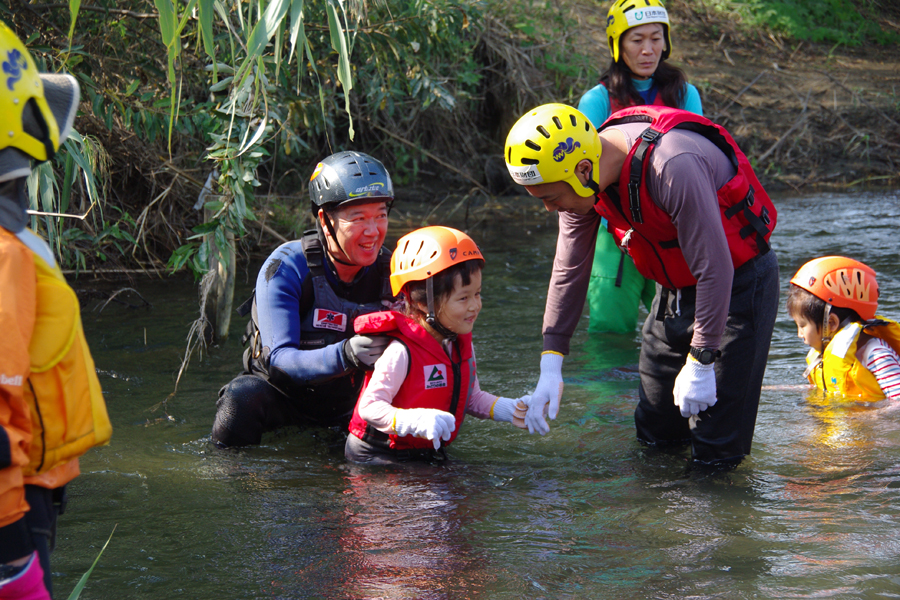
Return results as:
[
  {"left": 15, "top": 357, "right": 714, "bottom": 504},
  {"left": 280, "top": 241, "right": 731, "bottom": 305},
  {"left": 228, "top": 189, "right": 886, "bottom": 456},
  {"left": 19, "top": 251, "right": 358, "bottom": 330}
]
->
[{"left": 689, "top": 346, "right": 720, "bottom": 365}]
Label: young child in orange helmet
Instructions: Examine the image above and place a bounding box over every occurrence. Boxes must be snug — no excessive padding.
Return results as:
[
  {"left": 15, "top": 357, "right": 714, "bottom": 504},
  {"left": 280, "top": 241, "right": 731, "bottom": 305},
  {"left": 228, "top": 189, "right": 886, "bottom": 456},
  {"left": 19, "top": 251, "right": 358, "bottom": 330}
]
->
[
  {"left": 345, "top": 226, "right": 532, "bottom": 465},
  {"left": 787, "top": 256, "right": 900, "bottom": 401}
]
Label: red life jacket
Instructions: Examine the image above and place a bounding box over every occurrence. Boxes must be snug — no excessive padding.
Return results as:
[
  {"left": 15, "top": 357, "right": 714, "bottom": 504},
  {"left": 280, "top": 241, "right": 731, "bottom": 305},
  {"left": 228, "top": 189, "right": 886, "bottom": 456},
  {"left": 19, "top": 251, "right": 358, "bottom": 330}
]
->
[
  {"left": 348, "top": 311, "right": 475, "bottom": 451},
  {"left": 593, "top": 106, "right": 777, "bottom": 289},
  {"left": 604, "top": 80, "right": 667, "bottom": 114}
]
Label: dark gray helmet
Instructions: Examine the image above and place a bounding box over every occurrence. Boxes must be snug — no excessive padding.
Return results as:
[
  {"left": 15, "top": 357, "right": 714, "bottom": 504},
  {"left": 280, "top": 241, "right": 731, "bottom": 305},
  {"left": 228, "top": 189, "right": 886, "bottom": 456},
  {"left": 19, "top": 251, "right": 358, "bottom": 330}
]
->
[{"left": 309, "top": 151, "right": 393, "bottom": 216}]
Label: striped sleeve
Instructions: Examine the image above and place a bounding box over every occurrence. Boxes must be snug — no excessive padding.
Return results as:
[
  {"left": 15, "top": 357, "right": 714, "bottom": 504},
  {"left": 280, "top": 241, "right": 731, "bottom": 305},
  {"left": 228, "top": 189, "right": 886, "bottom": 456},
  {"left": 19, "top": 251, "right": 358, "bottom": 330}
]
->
[{"left": 863, "top": 338, "right": 900, "bottom": 400}]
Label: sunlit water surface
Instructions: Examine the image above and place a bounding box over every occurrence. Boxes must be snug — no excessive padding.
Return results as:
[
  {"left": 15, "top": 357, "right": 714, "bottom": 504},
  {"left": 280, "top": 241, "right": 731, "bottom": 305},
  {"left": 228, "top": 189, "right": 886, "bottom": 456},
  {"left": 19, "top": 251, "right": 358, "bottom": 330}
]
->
[{"left": 53, "top": 189, "right": 900, "bottom": 599}]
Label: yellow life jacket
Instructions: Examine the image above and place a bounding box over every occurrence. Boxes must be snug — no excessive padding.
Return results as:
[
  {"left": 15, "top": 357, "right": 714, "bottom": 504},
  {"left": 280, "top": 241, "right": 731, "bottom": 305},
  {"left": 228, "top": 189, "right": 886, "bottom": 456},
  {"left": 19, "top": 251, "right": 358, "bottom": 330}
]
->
[
  {"left": 805, "top": 317, "right": 900, "bottom": 401},
  {"left": 21, "top": 240, "right": 112, "bottom": 477}
]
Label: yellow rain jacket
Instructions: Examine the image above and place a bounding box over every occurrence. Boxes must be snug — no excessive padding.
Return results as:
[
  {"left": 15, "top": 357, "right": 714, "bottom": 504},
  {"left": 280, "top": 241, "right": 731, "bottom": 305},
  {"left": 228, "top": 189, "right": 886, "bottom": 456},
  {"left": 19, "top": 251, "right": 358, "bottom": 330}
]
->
[{"left": 805, "top": 317, "right": 900, "bottom": 400}]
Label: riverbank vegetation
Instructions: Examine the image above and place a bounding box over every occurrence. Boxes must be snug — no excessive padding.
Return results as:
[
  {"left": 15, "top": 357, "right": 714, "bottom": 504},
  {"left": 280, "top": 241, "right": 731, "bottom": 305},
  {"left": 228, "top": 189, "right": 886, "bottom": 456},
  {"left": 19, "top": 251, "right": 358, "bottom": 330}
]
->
[{"left": 3, "top": 0, "right": 898, "bottom": 276}]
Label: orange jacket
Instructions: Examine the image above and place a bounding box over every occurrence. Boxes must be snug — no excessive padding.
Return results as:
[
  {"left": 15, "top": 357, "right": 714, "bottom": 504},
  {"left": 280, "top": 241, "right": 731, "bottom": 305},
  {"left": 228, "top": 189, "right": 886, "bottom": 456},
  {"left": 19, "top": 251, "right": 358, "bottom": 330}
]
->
[
  {"left": 0, "top": 228, "right": 111, "bottom": 528},
  {"left": 0, "top": 228, "right": 38, "bottom": 529}
]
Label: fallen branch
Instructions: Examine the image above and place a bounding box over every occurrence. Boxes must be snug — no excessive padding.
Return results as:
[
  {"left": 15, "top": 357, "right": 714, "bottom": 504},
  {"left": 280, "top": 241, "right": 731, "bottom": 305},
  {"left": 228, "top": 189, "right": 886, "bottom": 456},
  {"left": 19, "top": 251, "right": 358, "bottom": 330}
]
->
[
  {"left": 815, "top": 69, "right": 900, "bottom": 129},
  {"left": 758, "top": 90, "right": 811, "bottom": 164},
  {"left": 94, "top": 287, "right": 153, "bottom": 313},
  {"left": 369, "top": 123, "right": 492, "bottom": 196},
  {"left": 248, "top": 217, "right": 290, "bottom": 244},
  {"left": 712, "top": 70, "right": 768, "bottom": 119}
]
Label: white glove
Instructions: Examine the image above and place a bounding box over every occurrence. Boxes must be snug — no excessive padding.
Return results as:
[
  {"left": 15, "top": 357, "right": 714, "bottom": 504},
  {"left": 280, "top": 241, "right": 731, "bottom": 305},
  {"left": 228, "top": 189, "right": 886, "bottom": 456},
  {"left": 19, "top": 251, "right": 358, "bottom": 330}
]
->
[
  {"left": 673, "top": 357, "right": 717, "bottom": 418},
  {"left": 393, "top": 408, "right": 456, "bottom": 450},
  {"left": 491, "top": 395, "right": 530, "bottom": 430},
  {"left": 526, "top": 352, "right": 564, "bottom": 435}
]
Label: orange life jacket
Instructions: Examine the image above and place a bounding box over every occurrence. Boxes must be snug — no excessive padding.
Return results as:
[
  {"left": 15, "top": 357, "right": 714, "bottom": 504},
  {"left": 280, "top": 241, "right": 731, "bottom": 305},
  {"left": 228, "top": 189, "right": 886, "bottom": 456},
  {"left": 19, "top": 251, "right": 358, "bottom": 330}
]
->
[{"left": 20, "top": 233, "right": 112, "bottom": 479}]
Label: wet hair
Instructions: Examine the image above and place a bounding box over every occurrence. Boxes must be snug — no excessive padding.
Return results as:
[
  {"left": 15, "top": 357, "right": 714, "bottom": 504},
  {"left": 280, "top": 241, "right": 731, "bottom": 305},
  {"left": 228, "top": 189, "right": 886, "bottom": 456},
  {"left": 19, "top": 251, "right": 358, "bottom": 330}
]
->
[
  {"left": 403, "top": 259, "right": 484, "bottom": 323},
  {"left": 786, "top": 284, "right": 862, "bottom": 328},
  {"left": 601, "top": 47, "right": 687, "bottom": 110}
]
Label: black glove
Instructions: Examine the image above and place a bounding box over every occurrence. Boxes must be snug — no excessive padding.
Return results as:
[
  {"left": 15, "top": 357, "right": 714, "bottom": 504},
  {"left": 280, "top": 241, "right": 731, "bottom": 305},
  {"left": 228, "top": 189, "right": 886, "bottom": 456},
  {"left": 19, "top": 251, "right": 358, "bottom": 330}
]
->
[{"left": 342, "top": 335, "right": 392, "bottom": 371}]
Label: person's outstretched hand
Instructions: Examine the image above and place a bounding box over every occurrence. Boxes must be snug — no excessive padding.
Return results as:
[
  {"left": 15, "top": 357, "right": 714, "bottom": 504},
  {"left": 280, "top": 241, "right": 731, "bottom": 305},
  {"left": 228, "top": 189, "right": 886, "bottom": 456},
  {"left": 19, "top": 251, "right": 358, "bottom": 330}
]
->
[
  {"left": 490, "top": 395, "right": 531, "bottom": 430},
  {"left": 526, "top": 352, "right": 564, "bottom": 435}
]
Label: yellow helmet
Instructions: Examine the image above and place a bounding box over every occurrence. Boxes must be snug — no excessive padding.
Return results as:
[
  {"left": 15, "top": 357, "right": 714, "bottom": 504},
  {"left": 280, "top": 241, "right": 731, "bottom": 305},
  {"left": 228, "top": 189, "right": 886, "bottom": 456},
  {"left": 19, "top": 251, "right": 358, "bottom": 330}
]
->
[
  {"left": 0, "top": 22, "right": 79, "bottom": 169},
  {"left": 504, "top": 103, "right": 601, "bottom": 198},
  {"left": 606, "top": 0, "right": 672, "bottom": 63}
]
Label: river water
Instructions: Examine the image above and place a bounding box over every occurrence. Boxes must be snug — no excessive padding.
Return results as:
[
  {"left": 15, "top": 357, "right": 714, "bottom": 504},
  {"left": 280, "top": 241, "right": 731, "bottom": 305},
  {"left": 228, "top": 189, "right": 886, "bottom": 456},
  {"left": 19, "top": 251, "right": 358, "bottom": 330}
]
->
[{"left": 52, "top": 189, "right": 900, "bottom": 599}]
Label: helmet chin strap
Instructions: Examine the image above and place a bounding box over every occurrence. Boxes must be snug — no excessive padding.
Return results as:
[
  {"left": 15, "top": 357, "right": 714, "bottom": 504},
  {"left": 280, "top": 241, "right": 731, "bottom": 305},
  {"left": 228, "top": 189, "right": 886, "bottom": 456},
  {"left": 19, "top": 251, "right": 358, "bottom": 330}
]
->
[
  {"left": 425, "top": 276, "right": 457, "bottom": 341},
  {"left": 585, "top": 164, "right": 601, "bottom": 199},
  {"left": 821, "top": 303, "right": 834, "bottom": 346},
  {"left": 317, "top": 215, "right": 356, "bottom": 267}
]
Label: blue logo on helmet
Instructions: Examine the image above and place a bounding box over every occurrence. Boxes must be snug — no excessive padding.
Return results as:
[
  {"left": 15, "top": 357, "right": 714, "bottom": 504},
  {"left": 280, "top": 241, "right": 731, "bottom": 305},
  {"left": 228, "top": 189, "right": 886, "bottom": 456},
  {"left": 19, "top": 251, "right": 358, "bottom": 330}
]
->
[
  {"left": 552, "top": 138, "right": 581, "bottom": 163},
  {"left": 3, "top": 49, "right": 27, "bottom": 91}
]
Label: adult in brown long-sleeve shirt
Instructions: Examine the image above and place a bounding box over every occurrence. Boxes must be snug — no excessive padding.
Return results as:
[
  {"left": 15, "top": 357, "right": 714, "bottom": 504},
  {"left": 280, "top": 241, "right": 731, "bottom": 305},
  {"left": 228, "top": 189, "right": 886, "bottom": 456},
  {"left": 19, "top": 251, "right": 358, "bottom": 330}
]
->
[{"left": 504, "top": 104, "right": 779, "bottom": 468}]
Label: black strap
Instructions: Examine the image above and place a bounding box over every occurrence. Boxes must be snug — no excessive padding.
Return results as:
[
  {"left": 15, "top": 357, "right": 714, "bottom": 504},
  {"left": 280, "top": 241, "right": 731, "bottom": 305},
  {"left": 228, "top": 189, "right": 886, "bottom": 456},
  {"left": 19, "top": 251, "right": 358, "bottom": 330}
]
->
[
  {"left": 300, "top": 229, "right": 325, "bottom": 277},
  {"left": 724, "top": 187, "right": 771, "bottom": 255},
  {"left": 655, "top": 287, "right": 669, "bottom": 322},
  {"left": 658, "top": 238, "right": 680, "bottom": 249},
  {"left": 615, "top": 252, "right": 625, "bottom": 288},
  {"left": 447, "top": 345, "right": 463, "bottom": 418},
  {"left": 377, "top": 245, "right": 394, "bottom": 302},
  {"left": 236, "top": 293, "right": 254, "bottom": 318},
  {"left": 627, "top": 128, "right": 663, "bottom": 224}
]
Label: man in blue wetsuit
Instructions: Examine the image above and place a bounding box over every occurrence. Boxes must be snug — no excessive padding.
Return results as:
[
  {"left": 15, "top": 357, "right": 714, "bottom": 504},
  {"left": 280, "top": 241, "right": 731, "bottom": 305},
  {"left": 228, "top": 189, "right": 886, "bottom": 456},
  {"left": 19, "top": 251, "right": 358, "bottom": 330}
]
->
[{"left": 212, "top": 151, "right": 397, "bottom": 447}]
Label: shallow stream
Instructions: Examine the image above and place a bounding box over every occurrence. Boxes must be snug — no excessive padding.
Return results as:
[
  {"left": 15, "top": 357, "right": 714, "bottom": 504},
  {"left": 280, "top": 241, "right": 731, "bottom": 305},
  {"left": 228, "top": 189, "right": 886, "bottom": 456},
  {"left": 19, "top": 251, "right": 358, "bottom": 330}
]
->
[{"left": 54, "top": 189, "right": 900, "bottom": 599}]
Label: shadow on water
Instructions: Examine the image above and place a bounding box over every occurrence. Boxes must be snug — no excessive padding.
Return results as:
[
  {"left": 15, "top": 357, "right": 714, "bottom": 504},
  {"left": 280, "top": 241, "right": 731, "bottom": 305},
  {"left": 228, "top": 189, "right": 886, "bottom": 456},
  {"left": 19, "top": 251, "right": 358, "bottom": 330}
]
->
[{"left": 54, "top": 189, "right": 900, "bottom": 599}]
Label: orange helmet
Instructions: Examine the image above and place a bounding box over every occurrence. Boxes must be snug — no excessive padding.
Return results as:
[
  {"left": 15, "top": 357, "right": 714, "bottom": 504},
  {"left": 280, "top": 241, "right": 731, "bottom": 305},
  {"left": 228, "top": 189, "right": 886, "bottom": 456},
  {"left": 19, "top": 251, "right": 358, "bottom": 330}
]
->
[
  {"left": 390, "top": 226, "right": 483, "bottom": 296},
  {"left": 790, "top": 256, "right": 879, "bottom": 321}
]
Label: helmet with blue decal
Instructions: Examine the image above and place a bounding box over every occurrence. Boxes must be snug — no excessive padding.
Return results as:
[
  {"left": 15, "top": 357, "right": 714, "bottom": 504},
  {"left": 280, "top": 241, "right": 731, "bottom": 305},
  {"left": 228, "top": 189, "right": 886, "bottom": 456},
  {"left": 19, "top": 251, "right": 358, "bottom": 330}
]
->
[
  {"left": 606, "top": 0, "right": 672, "bottom": 63},
  {"left": 504, "top": 103, "right": 602, "bottom": 198},
  {"left": 309, "top": 151, "right": 394, "bottom": 216},
  {"left": 0, "top": 22, "right": 80, "bottom": 182}
]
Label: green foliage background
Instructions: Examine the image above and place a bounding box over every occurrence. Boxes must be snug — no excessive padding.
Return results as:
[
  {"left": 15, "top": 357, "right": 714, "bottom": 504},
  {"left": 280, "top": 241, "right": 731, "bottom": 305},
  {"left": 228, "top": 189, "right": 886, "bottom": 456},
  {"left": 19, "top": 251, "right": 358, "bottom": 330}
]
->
[{"left": 1, "top": 0, "right": 896, "bottom": 274}]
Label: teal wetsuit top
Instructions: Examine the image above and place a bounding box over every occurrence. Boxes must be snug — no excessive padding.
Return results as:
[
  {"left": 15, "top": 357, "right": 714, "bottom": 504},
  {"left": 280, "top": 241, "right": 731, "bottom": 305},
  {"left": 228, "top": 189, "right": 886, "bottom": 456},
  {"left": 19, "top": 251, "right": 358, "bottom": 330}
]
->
[
  {"left": 578, "top": 77, "right": 702, "bottom": 128},
  {"left": 577, "top": 76, "right": 702, "bottom": 334}
]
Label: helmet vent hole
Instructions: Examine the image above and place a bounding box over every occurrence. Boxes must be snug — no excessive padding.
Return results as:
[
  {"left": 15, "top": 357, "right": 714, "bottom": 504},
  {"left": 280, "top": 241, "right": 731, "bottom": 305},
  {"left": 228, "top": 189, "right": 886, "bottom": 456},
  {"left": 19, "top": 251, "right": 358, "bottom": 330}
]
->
[
  {"left": 552, "top": 116, "right": 562, "bottom": 129},
  {"left": 521, "top": 158, "right": 539, "bottom": 165},
  {"left": 525, "top": 140, "right": 542, "bottom": 151},
  {"left": 569, "top": 114, "right": 577, "bottom": 127},
  {"left": 536, "top": 126, "right": 550, "bottom": 139}
]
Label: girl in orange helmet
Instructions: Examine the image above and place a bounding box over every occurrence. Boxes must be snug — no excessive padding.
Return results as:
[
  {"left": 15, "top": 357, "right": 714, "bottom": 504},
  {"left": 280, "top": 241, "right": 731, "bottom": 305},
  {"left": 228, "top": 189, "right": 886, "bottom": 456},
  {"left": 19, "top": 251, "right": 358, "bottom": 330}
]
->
[
  {"left": 345, "top": 226, "right": 531, "bottom": 465},
  {"left": 787, "top": 256, "right": 900, "bottom": 401}
]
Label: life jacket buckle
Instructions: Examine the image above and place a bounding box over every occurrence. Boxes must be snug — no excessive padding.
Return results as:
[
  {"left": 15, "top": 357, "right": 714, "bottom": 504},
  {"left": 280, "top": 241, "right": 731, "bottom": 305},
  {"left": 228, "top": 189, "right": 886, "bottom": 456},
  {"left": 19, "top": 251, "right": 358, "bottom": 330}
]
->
[{"left": 641, "top": 129, "right": 662, "bottom": 144}]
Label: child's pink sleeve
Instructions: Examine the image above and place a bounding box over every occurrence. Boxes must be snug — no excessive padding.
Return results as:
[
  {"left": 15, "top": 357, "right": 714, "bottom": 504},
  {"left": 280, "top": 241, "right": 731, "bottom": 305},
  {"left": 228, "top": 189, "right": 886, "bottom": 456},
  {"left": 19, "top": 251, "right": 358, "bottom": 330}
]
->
[
  {"left": 862, "top": 337, "right": 900, "bottom": 400},
  {"left": 357, "top": 339, "right": 409, "bottom": 432},
  {"left": 465, "top": 346, "right": 499, "bottom": 419}
]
